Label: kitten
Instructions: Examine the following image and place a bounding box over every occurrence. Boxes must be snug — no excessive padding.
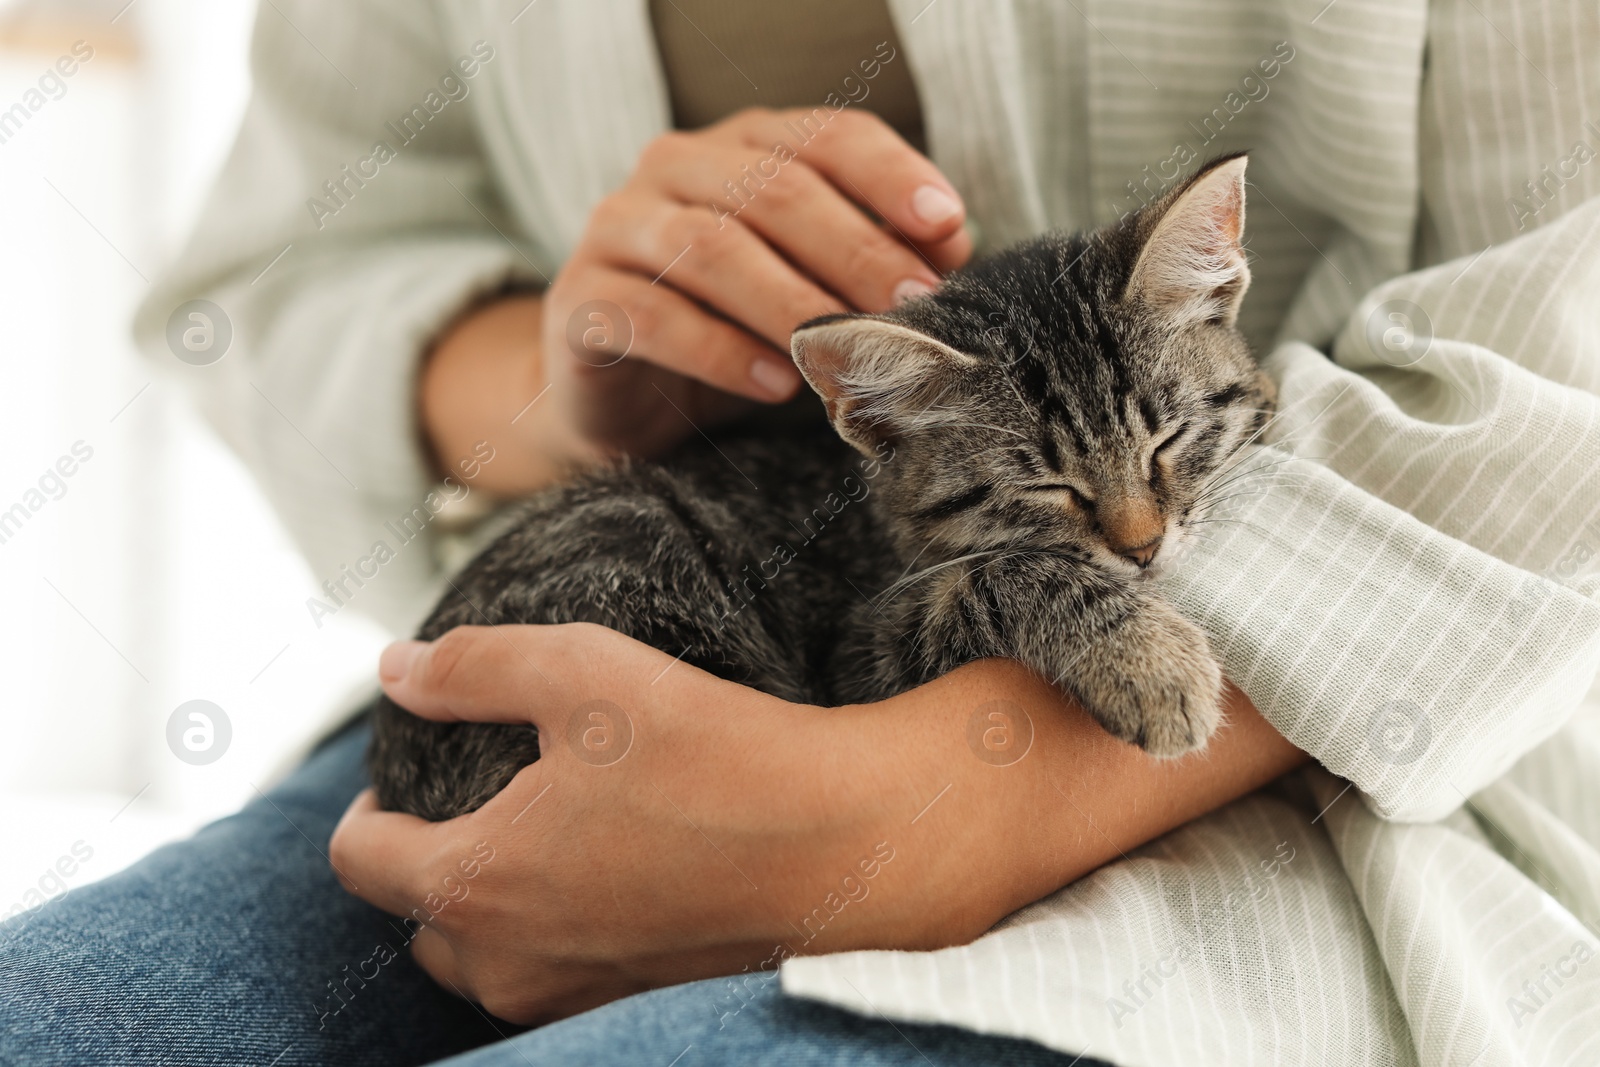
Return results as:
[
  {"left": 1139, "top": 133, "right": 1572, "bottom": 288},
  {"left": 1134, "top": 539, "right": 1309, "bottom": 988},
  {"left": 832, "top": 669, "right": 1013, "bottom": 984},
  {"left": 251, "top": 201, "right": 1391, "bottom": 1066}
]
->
[{"left": 370, "top": 153, "right": 1275, "bottom": 821}]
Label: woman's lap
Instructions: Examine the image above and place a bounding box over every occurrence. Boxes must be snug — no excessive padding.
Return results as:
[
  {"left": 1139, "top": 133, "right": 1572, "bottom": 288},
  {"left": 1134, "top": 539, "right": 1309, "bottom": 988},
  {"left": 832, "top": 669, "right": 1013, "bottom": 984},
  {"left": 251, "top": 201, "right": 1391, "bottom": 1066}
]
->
[
  {"left": 0, "top": 719, "right": 1100, "bottom": 1067},
  {"left": 437, "top": 972, "right": 1102, "bottom": 1067}
]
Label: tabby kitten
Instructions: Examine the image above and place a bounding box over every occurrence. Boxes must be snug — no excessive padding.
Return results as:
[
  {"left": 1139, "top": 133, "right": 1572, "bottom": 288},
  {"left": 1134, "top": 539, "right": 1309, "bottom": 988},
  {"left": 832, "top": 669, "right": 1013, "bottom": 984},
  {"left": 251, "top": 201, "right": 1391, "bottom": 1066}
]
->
[{"left": 370, "top": 153, "right": 1274, "bottom": 820}]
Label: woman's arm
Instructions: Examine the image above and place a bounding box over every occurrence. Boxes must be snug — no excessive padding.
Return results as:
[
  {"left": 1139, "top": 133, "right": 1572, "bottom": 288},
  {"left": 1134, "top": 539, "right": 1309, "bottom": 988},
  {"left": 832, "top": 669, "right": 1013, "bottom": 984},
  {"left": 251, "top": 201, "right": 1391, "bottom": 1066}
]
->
[
  {"left": 419, "top": 293, "right": 566, "bottom": 493},
  {"left": 330, "top": 624, "right": 1308, "bottom": 1023},
  {"left": 418, "top": 107, "right": 971, "bottom": 496},
  {"left": 859, "top": 657, "right": 1308, "bottom": 938}
]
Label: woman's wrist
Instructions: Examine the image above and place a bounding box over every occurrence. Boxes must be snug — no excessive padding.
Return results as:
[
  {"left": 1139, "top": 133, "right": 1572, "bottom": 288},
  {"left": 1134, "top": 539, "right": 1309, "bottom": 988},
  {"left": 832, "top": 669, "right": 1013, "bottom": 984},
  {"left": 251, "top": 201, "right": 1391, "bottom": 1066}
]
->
[{"left": 419, "top": 292, "right": 601, "bottom": 496}]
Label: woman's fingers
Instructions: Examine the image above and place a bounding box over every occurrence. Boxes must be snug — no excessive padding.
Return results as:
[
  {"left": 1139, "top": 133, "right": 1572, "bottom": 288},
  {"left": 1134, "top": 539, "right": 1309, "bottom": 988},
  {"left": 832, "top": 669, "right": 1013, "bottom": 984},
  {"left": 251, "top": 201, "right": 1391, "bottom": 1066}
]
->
[
  {"left": 378, "top": 625, "right": 559, "bottom": 726},
  {"left": 554, "top": 261, "right": 802, "bottom": 401},
  {"left": 736, "top": 108, "right": 972, "bottom": 266},
  {"left": 410, "top": 926, "right": 472, "bottom": 999},
  {"left": 328, "top": 790, "right": 449, "bottom": 917},
  {"left": 911, "top": 224, "right": 975, "bottom": 276},
  {"left": 588, "top": 192, "right": 848, "bottom": 350},
  {"left": 514, "top": 106, "right": 974, "bottom": 465},
  {"left": 648, "top": 140, "right": 943, "bottom": 311},
  {"left": 377, "top": 623, "right": 690, "bottom": 729}
]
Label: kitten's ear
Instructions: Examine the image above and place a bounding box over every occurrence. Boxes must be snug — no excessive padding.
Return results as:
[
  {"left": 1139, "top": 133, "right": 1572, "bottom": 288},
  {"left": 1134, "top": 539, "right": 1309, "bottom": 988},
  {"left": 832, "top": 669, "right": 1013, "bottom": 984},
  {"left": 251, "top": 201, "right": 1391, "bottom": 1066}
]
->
[
  {"left": 791, "top": 314, "right": 977, "bottom": 454},
  {"left": 1125, "top": 153, "right": 1251, "bottom": 328}
]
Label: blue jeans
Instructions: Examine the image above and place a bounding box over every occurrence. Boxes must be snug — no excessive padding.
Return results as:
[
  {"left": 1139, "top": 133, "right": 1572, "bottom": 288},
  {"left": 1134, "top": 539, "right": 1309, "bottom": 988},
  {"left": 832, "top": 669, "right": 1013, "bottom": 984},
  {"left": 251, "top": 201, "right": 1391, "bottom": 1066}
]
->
[{"left": 0, "top": 718, "right": 1105, "bottom": 1066}]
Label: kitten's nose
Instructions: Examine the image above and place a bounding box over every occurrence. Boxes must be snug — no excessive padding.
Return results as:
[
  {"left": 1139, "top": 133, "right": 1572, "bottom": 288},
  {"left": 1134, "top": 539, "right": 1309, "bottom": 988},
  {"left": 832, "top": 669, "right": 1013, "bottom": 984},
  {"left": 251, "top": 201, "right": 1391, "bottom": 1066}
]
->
[{"left": 1120, "top": 536, "right": 1163, "bottom": 569}]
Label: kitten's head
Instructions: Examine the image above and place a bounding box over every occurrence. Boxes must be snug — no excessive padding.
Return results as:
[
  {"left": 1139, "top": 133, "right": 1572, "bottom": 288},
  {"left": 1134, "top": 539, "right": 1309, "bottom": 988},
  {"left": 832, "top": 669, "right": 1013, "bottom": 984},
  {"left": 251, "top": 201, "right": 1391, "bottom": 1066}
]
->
[{"left": 792, "top": 153, "right": 1275, "bottom": 577}]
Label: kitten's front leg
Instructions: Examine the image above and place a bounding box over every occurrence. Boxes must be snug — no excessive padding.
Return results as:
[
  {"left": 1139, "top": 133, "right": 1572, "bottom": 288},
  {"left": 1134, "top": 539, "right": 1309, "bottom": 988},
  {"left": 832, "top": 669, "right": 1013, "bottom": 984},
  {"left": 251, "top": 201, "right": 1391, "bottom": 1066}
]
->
[
  {"left": 1060, "top": 593, "right": 1224, "bottom": 757},
  {"left": 922, "top": 558, "right": 1224, "bottom": 757}
]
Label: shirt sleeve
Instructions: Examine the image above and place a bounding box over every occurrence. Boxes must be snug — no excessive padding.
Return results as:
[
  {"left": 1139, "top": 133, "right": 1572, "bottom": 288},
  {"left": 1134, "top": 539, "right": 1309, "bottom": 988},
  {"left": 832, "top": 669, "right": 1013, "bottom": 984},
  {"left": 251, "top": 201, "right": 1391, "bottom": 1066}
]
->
[{"left": 131, "top": 0, "right": 549, "bottom": 635}]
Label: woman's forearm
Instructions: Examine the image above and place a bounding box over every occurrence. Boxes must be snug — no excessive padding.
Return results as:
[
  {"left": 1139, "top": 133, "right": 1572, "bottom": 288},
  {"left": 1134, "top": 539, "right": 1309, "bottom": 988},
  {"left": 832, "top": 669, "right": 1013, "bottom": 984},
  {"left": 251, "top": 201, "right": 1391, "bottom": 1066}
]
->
[{"left": 817, "top": 658, "right": 1310, "bottom": 946}]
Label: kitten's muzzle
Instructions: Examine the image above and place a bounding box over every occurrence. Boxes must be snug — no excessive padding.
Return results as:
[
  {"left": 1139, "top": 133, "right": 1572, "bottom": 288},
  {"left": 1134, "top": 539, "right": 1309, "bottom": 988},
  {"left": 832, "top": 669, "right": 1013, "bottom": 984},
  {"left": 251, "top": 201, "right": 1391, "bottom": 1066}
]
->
[
  {"left": 1100, "top": 497, "right": 1166, "bottom": 569},
  {"left": 1119, "top": 535, "right": 1164, "bottom": 569}
]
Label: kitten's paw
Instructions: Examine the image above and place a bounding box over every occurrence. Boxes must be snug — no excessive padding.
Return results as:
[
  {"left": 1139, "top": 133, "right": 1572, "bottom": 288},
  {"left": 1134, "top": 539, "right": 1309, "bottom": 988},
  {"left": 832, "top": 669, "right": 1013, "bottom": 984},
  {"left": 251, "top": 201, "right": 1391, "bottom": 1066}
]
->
[{"left": 1072, "top": 603, "right": 1224, "bottom": 757}]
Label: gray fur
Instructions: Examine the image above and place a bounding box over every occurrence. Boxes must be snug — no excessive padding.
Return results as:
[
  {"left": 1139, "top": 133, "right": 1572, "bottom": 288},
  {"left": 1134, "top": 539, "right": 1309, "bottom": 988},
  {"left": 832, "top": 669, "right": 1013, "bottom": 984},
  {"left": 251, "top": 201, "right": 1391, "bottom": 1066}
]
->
[{"left": 370, "top": 154, "right": 1275, "bottom": 820}]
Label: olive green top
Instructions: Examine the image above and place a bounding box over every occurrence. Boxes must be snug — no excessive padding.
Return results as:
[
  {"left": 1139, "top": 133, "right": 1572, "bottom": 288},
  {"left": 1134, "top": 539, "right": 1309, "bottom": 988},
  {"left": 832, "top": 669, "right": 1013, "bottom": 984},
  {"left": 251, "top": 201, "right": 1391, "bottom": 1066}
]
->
[{"left": 647, "top": 0, "right": 925, "bottom": 150}]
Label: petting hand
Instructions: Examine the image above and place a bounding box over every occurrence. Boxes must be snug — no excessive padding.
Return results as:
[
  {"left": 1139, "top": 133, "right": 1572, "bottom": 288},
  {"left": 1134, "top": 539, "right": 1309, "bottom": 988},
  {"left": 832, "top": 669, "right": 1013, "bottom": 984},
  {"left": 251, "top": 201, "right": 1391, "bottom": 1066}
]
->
[
  {"left": 328, "top": 623, "right": 1007, "bottom": 1025},
  {"left": 420, "top": 107, "right": 971, "bottom": 493},
  {"left": 539, "top": 106, "right": 971, "bottom": 459}
]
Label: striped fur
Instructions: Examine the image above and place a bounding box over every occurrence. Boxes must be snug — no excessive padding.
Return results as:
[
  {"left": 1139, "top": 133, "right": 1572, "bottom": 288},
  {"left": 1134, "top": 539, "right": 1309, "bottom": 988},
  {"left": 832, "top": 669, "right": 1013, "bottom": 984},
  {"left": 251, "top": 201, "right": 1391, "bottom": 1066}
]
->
[
  {"left": 800, "top": 152, "right": 1274, "bottom": 752},
  {"left": 371, "top": 156, "right": 1275, "bottom": 819}
]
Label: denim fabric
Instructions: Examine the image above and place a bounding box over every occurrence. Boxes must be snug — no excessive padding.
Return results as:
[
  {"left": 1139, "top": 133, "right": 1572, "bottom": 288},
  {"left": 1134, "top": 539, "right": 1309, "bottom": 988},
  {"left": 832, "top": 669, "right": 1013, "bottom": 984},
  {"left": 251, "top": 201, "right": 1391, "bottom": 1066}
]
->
[
  {"left": 436, "top": 970, "right": 1107, "bottom": 1067},
  {"left": 0, "top": 720, "right": 1107, "bottom": 1067},
  {"left": 0, "top": 722, "right": 494, "bottom": 1067}
]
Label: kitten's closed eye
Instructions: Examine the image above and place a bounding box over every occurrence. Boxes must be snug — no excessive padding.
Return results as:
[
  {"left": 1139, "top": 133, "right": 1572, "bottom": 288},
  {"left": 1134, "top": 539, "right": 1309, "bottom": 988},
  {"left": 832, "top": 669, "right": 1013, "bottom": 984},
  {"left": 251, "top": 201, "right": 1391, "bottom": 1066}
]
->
[
  {"left": 1027, "top": 483, "right": 1095, "bottom": 511},
  {"left": 1152, "top": 423, "right": 1188, "bottom": 459},
  {"left": 1150, "top": 423, "right": 1189, "bottom": 478}
]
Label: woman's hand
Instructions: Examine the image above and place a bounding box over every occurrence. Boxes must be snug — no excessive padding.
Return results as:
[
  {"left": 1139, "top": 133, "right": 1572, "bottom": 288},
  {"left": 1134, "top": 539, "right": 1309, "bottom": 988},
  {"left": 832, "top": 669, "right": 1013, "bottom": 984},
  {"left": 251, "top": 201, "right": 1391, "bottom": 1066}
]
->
[
  {"left": 422, "top": 107, "right": 971, "bottom": 494},
  {"left": 330, "top": 623, "right": 949, "bottom": 1024},
  {"left": 329, "top": 624, "right": 1309, "bottom": 1025}
]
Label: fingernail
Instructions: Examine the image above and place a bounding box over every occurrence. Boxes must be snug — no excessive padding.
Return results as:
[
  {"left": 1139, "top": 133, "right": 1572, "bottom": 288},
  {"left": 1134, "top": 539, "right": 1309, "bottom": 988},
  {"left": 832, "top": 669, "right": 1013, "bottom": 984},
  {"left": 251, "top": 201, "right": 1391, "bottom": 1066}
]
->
[
  {"left": 750, "top": 357, "right": 801, "bottom": 399},
  {"left": 893, "top": 278, "right": 937, "bottom": 306},
  {"left": 912, "top": 183, "right": 962, "bottom": 225},
  {"left": 379, "top": 640, "right": 428, "bottom": 683}
]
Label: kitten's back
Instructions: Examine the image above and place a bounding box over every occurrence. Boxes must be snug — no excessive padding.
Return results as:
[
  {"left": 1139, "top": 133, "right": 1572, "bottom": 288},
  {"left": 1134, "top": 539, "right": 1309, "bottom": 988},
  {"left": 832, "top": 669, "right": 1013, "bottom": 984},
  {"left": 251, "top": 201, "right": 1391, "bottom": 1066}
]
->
[{"left": 368, "top": 424, "right": 890, "bottom": 819}]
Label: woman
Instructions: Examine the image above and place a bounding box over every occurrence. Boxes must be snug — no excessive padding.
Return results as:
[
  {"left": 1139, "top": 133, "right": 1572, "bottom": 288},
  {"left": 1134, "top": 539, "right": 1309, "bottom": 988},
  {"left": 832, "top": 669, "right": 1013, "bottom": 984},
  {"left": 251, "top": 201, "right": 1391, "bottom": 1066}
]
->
[{"left": 4, "top": 1, "right": 1599, "bottom": 1065}]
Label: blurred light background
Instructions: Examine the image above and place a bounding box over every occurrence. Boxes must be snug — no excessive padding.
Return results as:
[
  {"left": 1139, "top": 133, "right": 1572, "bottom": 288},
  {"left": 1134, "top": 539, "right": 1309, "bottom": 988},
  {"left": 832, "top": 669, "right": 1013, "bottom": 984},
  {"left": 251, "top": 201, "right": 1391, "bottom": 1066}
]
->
[{"left": 0, "top": 0, "right": 391, "bottom": 905}]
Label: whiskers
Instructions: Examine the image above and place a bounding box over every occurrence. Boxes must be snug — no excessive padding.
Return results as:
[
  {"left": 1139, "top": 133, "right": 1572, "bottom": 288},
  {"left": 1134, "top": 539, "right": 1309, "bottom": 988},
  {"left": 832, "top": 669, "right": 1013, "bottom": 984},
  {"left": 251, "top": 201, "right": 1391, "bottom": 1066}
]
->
[
  {"left": 1188, "top": 386, "right": 1343, "bottom": 506},
  {"left": 871, "top": 543, "right": 1081, "bottom": 609},
  {"left": 1174, "top": 400, "right": 1326, "bottom": 554},
  {"left": 871, "top": 547, "right": 1008, "bottom": 610},
  {"left": 1189, "top": 450, "right": 1305, "bottom": 517}
]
